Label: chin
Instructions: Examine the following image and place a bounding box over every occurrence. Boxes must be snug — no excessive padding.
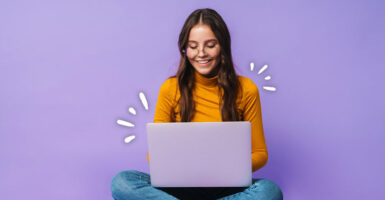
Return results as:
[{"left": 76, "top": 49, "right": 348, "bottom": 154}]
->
[{"left": 195, "top": 67, "right": 214, "bottom": 76}]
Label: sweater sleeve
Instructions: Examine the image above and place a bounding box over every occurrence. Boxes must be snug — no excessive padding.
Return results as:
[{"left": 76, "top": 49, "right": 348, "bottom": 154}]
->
[
  {"left": 153, "top": 78, "right": 176, "bottom": 123},
  {"left": 147, "top": 78, "right": 176, "bottom": 163},
  {"left": 242, "top": 79, "right": 268, "bottom": 172}
]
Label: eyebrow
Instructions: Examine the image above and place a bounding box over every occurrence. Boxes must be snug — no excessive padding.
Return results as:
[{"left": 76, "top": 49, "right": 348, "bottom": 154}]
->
[{"left": 188, "top": 39, "right": 218, "bottom": 43}]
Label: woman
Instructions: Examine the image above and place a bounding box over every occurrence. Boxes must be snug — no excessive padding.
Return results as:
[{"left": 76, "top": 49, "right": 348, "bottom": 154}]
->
[{"left": 111, "top": 8, "right": 283, "bottom": 200}]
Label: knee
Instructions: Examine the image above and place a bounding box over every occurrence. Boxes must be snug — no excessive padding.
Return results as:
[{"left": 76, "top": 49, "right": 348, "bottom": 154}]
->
[
  {"left": 110, "top": 170, "right": 143, "bottom": 199},
  {"left": 254, "top": 179, "right": 283, "bottom": 200}
]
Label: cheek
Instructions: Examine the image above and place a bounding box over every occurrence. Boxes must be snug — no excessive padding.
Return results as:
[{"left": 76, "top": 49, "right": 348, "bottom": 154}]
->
[
  {"left": 186, "top": 49, "right": 195, "bottom": 59},
  {"left": 211, "top": 52, "right": 221, "bottom": 64},
  {"left": 209, "top": 48, "right": 221, "bottom": 58},
  {"left": 186, "top": 56, "right": 195, "bottom": 66},
  {"left": 212, "top": 50, "right": 221, "bottom": 65}
]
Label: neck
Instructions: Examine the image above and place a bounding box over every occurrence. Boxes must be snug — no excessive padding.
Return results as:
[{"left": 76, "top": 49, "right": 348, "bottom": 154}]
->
[{"left": 194, "top": 70, "right": 218, "bottom": 87}]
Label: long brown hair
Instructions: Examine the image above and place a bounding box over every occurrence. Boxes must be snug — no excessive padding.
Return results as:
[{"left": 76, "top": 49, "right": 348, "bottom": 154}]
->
[{"left": 176, "top": 8, "right": 241, "bottom": 122}]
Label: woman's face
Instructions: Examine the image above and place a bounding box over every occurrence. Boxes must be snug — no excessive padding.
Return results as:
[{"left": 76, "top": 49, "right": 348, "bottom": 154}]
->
[{"left": 186, "top": 24, "right": 221, "bottom": 77}]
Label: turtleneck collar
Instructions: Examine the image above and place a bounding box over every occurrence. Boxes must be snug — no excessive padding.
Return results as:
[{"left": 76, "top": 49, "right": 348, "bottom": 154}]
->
[{"left": 194, "top": 70, "right": 218, "bottom": 87}]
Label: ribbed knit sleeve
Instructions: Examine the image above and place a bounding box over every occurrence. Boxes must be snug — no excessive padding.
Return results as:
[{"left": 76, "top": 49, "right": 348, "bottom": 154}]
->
[
  {"left": 240, "top": 77, "right": 268, "bottom": 172},
  {"left": 153, "top": 78, "right": 177, "bottom": 123},
  {"left": 148, "top": 78, "right": 177, "bottom": 163}
]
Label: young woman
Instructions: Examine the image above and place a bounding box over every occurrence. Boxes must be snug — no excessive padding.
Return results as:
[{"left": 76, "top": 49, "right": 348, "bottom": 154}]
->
[{"left": 111, "top": 8, "right": 283, "bottom": 200}]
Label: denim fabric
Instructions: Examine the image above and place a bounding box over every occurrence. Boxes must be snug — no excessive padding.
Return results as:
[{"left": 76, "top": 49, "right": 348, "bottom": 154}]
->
[{"left": 111, "top": 170, "right": 283, "bottom": 200}]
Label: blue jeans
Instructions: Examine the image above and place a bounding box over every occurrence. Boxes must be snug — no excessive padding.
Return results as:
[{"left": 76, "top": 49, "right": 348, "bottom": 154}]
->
[{"left": 111, "top": 170, "right": 283, "bottom": 200}]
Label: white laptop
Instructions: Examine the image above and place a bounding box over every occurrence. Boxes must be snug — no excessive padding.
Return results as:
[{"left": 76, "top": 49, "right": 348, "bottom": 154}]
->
[{"left": 146, "top": 121, "right": 252, "bottom": 187}]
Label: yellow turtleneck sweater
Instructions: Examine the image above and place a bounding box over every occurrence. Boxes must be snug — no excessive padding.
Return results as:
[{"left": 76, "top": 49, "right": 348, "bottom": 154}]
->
[{"left": 148, "top": 70, "right": 268, "bottom": 172}]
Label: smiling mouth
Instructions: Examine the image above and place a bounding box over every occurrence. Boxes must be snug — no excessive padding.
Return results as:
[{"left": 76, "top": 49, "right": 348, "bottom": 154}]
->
[{"left": 196, "top": 59, "right": 212, "bottom": 64}]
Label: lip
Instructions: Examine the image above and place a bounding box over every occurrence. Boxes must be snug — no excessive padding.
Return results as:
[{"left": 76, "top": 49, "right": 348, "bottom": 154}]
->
[
  {"left": 195, "top": 59, "right": 213, "bottom": 64},
  {"left": 195, "top": 59, "right": 212, "bottom": 61}
]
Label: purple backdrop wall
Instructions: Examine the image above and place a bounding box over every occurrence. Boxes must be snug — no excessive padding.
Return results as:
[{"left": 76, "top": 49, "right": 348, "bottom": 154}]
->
[{"left": 1, "top": 0, "right": 384, "bottom": 199}]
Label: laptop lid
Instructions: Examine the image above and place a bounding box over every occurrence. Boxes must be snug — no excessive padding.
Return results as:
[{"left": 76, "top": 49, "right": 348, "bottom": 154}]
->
[{"left": 146, "top": 121, "right": 252, "bottom": 187}]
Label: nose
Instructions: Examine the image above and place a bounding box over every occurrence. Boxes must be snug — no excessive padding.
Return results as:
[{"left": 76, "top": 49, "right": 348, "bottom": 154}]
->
[{"left": 197, "top": 46, "right": 207, "bottom": 57}]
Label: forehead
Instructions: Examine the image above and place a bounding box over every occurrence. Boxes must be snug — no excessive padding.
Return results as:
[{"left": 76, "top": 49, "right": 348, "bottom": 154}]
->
[{"left": 188, "top": 24, "right": 217, "bottom": 42}]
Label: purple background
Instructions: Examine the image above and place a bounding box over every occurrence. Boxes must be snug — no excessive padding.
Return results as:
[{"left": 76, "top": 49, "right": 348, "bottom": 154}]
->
[{"left": 1, "top": 0, "right": 384, "bottom": 199}]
